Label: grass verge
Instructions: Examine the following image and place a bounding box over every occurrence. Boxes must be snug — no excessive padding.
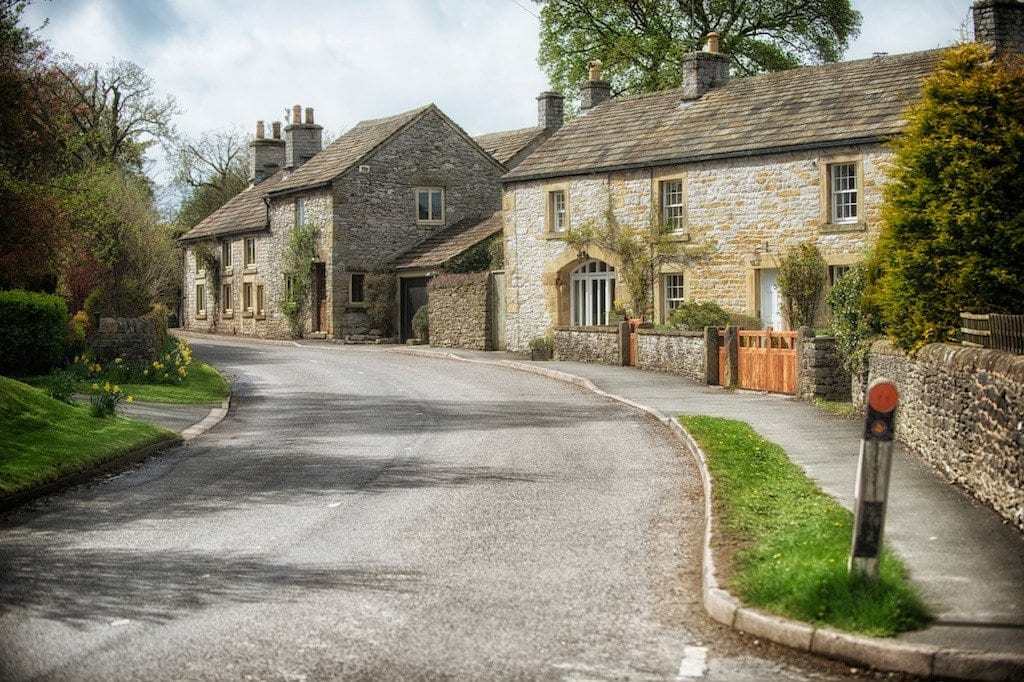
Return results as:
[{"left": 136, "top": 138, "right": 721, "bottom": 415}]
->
[
  {"left": 28, "top": 362, "right": 229, "bottom": 405},
  {"left": 680, "top": 414, "right": 930, "bottom": 637},
  {"left": 813, "top": 397, "right": 860, "bottom": 420},
  {"left": 0, "top": 375, "right": 175, "bottom": 496}
]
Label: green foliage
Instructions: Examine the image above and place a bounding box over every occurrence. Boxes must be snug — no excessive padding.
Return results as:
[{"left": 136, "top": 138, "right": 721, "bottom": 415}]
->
[
  {"left": 777, "top": 242, "right": 826, "bottom": 329},
  {"left": 728, "top": 312, "right": 763, "bottom": 330},
  {"left": 65, "top": 310, "right": 89, "bottom": 360},
  {"left": 445, "top": 234, "right": 503, "bottom": 273},
  {"left": 364, "top": 271, "right": 397, "bottom": 335},
  {"left": 681, "top": 415, "right": 930, "bottom": 636},
  {"left": 528, "top": 334, "right": 554, "bottom": 359},
  {"left": 538, "top": 0, "right": 861, "bottom": 112},
  {"left": 565, "top": 202, "right": 707, "bottom": 321},
  {"left": 41, "top": 369, "right": 77, "bottom": 404},
  {"left": 667, "top": 301, "right": 729, "bottom": 331},
  {"left": 0, "top": 289, "right": 69, "bottom": 376},
  {"left": 869, "top": 44, "right": 1024, "bottom": 350},
  {"left": 280, "top": 222, "right": 321, "bottom": 338},
  {"left": 88, "top": 380, "right": 132, "bottom": 418},
  {"left": 826, "top": 264, "right": 878, "bottom": 376},
  {"left": 412, "top": 304, "right": 429, "bottom": 342}
]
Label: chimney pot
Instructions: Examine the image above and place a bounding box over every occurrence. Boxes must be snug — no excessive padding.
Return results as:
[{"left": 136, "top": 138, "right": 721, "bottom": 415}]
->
[
  {"left": 291, "top": 104, "right": 302, "bottom": 125},
  {"left": 284, "top": 104, "right": 323, "bottom": 169},
  {"left": 580, "top": 60, "right": 611, "bottom": 111},
  {"left": 305, "top": 107, "right": 314, "bottom": 125},
  {"left": 256, "top": 120, "right": 265, "bottom": 139},
  {"left": 249, "top": 120, "right": 285, "bottom": 185},
  {"left": 272, "top": 121, "right": 281, "bottom": 139},
  {"left": 705, "top": 32, "right": 720, "bottom": 54},
  {"left": 587, "top": 59, "right": 603, "bottom": 81},
  {"left": 973, "top": 0, "right": 1024, "bottom": 55},
  {"left": 537, "top": 91, "right": 564, "bottom": 129}
]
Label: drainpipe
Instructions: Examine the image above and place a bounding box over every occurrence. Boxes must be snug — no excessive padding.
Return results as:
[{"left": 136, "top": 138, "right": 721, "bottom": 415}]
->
[{"left": 263, "top": 195, "right": 271, "bottom": 227}]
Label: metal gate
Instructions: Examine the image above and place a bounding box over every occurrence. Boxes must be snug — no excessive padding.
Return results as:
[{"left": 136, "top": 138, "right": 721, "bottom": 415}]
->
[{"left": 718, "top": 329, "right": 798, "bottom": 394}]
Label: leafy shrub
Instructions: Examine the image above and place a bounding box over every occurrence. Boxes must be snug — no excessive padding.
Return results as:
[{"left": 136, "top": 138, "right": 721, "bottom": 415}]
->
[
  {"left": 446, "top": 235, "right": 503, "bottom": 273},
  {"left": 66, "top": 310, "right": 90, "bottom": 360},
  {"left": 777, "top": 242, "right": 826, "bottom": 329},
  {"left": 667, "top": 301, "right": 730, "bottom": 331},
  {"left": 0, "top": 289, "right": 69, "bottom": 376},
  {"left": 280, "top": 223, "right": 320, "bottom": 338},
  {"left": 145, "top": 303, "right": 170, "bottom": 351},
  {"left": 364, "top": 271, "right": 397, "bottom": 335},
  {"left": 728, "top": 313, "right": 763, "bottom": 330},
  {"left": 89, "top": 381, "right": 133, "bottom": 418},
  {"left": 868, "top": 44, "right": 1024, "bottom": 350},
  {"left": 827, "top": 264, "right": 878, "bottom": 376},
  {"left": 412, "top": 304, "right": 429, "bottom": 342}
]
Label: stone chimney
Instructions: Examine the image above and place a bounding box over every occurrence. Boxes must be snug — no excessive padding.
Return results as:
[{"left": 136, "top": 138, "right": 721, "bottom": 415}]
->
[
  {"left": 285, "top": 103, "right": 323, "bottom": 169},
  {"left": 680, "top": 32, "right": 730, "bottom": 100},
  {"left": 973, "top": 0, "right": 1024, "bottom": 54},
  {"left": 537, "top": 91, "right": 564, "bottom": 129},
  {"left": 249, "top": 119, "right": 285, "bottom": 185},
  {"left": 579, "top": 60, "right": 611, "bottom": 111}
]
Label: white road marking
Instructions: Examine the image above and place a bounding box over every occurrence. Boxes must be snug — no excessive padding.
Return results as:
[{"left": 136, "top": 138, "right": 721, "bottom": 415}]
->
[
  {"left": 676, "top": 645, "right": 708, "bottom": 679},
  {"left": 327, "top": 501, "right": 342, "bottom": 508},
  {"left": 109, "top": 619, "right": 131, "bottom": 627},
  {"left": 293, "top": 341, "right": 302, "bottom": 347}
]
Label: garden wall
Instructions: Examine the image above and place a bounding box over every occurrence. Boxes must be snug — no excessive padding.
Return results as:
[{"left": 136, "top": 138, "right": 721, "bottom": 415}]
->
[
  {"left": 861, "top": 339, "right": 1024, "bottom": 531},
  {"left": 428, "top": 272, "right": 491, "bottom": 351},
  {"left": 553, "top": 326, "right": 622, "bottom": 365},
  {"left": 635, "top": 329, "right": 705, "bottom": 382},
  {"left": 796, "top": 332, "right": 851, "bottom": 401},
  {"left": 91, "top": 317, "right": 161, "bottom": 363}
]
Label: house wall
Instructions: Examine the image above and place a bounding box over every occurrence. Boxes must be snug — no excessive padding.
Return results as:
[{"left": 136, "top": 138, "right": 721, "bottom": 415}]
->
[{"left": 503, "top": 144, "right": 889, "bottom": 351}]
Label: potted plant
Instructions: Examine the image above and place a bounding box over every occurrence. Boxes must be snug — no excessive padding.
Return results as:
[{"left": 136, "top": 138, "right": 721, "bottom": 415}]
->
[{"left": 529, "top": 334, "right": 554, "bottom": 361}]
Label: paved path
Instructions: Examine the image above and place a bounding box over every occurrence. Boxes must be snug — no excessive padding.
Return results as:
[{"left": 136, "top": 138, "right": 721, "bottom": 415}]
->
[
  {"left": 430, "top": 349, "right": 1024, "bottom": 656},
  {"left": 0, "top": 338, "right": 857, "bottom": 681}
]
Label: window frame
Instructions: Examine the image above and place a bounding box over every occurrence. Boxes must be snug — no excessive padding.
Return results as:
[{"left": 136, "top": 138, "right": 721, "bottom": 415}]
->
[
  {"left": 548, "top": 189, "right": 567, "bottom": 234},
  {"left": 243, "top": 282, "right": 253, "bottom": 313},
  {"left": 659, "top": 179, "right": 686, "bottom": 232},
  {"left": 828, "top": 264, "right": 852, "bottom": 288},
  {"left": 569, "top": 259, "right": 616, "bottom": 327},
  {"left": 295, "top": 197, "right": 306, "bottom": 228},
  {"left": 819, "top": 155, "right": 864, "bottom": 231},
  {"left": 349, "top": 272, "right": 366, "bottom": 305},
  {"left": 195, "top": 283, "right": 206, "bottom": 316},
  {"left": 663, "top": 273, "right": 686, "bottom": 320},
  {"left": 256, "top": 284, "right": 265, "bottom": 318},
  {"left": 222, "top": 283, "right": 232, "bottom": 315},
  {"left": 244, "top": 237, "right": 256, "bottom": 269},
  {"left": 415, "top": 187, "right": 445, "bottom": 224},
  {"left": 829, "top": 162, "right": 858, "bottom": 224},
  {"left": 221, "top": 240, "right": 232, "bottom": 270}
]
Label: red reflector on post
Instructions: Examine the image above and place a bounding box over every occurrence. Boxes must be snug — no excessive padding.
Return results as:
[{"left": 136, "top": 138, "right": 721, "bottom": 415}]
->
[{"left": 867, "top": 381, "right": 899, "bottom": 413}]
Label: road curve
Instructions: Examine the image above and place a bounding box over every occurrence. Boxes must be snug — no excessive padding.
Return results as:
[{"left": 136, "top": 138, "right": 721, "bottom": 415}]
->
[{"left": 0, "top": 338, "right": 855, "bottom": 681}]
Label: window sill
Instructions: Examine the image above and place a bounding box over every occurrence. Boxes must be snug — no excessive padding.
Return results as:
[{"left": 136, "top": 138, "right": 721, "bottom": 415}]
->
[
  {"left": 543, "top": 232, "right": 567, "bottom": 241},
  {"left": 243, "top": 266, "right": 258, "bottom": 274},
  {"left": 664, "top": 231, "right": 691, "bottom": 242},
  {"left": 196, "top": 272, "right": 206, "bottom": 281},
  {"left": 820, "top": 221, "right": 866, "bottom": 234},
  {"left": 348, "top": 301, "right": 368, "bottom": 308},
  {"left": 223, "top": 266, "right": 233, "bottom": 276},
  {"left": 416, "top": 220, "right": 445, "bottom": 226},
  {"left": 196, "top": 312, "right": 207, "bottom": 320},
  {"left": 243, "top": 311, "right": 254, "bottom": 318},
  {"left": 255, "top": 314, "right": 266, "bottom": 321},
  {"left": 222, "top": 311, "right": 234, "bottom": 319}
]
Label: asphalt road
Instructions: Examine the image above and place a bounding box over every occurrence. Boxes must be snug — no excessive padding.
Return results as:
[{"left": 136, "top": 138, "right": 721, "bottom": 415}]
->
[{"left": 0, "top": 338, "right": 864, "bottom": 681}]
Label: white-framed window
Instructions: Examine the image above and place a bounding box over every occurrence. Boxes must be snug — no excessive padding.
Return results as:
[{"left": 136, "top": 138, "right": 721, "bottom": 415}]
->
[
  {"left": 195, "top": 252, "right": 205, "bottom": 277},
  {"left": 664, "top": 273, "right": 685, "bottom": 316},
  {"left": 256, "top": 284, "right": 265, "bottom": 317},
  {"left": 829, "top": 163, "right": 858, "bottom": 223},
  {"left": 244, "top": 238, "right": 256, "bottom": 267},
  {"left": 243, "top": 282, "right": 253, "bottom": 312},
  {"left": 350, "top": 272, "right": 366, "bottom": 304},
  {"left": 195, "top": 283, "right": 205, "bottom": 313},
  {"left": 828, "top": 264, "right": 852, "bottom": 287},
  {"left": 570, "top": 259, "right": 616, "bottom": 326},
  {"left": 295, "top": 197, "right": 306, "bottom": 227},
  {"left": 660, "top": 180, "right": 685, "bottom": 231},
  {"left": 221, "top": 240, "right": 232, "bottom": 268},
  {"left": 416, "top": 188, "right": 444, "bottom": 223},
  {"left": 549, "top": 190, "right": 567, "bottom": 232},
  {"left": 222, "top": 283, "right": 232, "bottom": 313}
]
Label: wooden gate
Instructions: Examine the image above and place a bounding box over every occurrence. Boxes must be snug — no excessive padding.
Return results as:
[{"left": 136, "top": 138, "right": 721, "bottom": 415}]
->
[{"left": 718, "top": 329, "right": 798, "bottom": 395}]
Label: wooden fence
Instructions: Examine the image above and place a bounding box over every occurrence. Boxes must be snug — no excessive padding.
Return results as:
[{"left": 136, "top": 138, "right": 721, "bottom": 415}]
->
[{"left": 960, "top": 312, "right": 1024, "bottom": 354}]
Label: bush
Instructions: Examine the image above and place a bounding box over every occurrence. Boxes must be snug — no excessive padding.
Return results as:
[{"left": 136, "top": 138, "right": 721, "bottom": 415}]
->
[
  {"left": 827, "top": 264, "right": 879, "bottom": 376},
  {"left": 145, "top": 303, "right": 170, "bottom": 351},
  {"left": 728, "top": 313, "right": 763, "bottom": 330},
  {"left": 667, "top": 301, "right": 730, "bottom": 331},
  {"left": 869, "top": 44, "right": 1024, "bottom": 350},
  {"left": 0, "top": 289, "right": 69, "bottom": 376},
  {"left": 777, "top": 242, "right": 826, "bottom": 329},
  {"left": 66, "top": 310, "right": 90, "bottom": 360},
  {"left": 364, "top": 272, "right": 397, "bottom": 335},
  {"left": 412, "top": 304, "right": 429, "bottom": 342}
]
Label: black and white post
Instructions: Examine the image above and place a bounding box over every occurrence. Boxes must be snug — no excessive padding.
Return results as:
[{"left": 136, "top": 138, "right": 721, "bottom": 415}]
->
[{"left": 849, "top": 378, "right": 900, "bottom": 580}]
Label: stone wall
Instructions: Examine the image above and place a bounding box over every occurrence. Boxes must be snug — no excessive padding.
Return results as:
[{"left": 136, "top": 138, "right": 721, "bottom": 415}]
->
[
  {"left": 428, "top": 272, "right": 491, "bottom": 351},
  {"left": 503, "top": 144, "right": 890, "bottom": 351},
  {"left": 797, "top": 333, "right": 851, "bottom": 401},
  {"left": 863, "top": 339, "right": 1024, "bottom": 531},
  {"left": 91, "top": 317, "right": 160, "bottom": 363},
  {"left": 635, "top": 329, "right": 705, "bottom": 382},
  {"left": 553, "top": 326, "right": 622, "bottom": 365}
]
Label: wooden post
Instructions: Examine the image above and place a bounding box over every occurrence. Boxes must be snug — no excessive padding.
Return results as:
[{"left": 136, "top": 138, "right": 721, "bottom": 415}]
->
[
  {"left": 723, "top": 325, "right": 739, "bottom": 389},
  {"left": 618, "top": 321, "right": 630, "bottom": 366},
  {"left": 704, "top": 326, "right": 719, "bottom": 385}
]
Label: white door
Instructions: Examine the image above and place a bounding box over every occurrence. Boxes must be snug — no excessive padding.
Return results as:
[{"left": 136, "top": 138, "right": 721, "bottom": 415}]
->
[{"left": 759, "top": 268, "right": 783, "bottom": 330}]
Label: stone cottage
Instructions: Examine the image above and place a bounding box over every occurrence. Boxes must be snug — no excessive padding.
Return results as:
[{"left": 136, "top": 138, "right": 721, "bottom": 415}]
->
[
  {"left": 500, "top": 0, "right": 1024, "bottom": 352},
  {"left": 178, "top": 92, "right": 562, "bottom": 340}
]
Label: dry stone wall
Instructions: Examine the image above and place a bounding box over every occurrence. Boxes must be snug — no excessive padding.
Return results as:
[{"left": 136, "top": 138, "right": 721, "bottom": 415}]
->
[
  {"left": 428, "top": 272, "right": 491, "bottom": 351},
  {"left": 91, "top": 317, "right": 160, "bottom": 363},
  {"left": 862, "top": 340, "right": 1024, "bottom": 532},
  {"left": 553, "top": 327, "right": 622, "bottom": 365},
  {"left": 635, "top": 330, "right": 705, "bottom": 382},
  {"left": 797, "top": 333, "right": 851, "bottom": 401}
]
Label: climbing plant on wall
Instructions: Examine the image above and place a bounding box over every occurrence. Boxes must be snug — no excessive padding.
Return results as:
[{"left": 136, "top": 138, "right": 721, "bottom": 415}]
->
[{"left": 280, "top": 222, "right": 320, "bottom": 338}]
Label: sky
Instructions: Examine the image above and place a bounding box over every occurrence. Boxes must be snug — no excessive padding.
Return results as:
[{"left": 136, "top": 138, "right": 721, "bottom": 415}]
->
[{"left": 24, "top": 0, "right": 975, "bottom": 201}]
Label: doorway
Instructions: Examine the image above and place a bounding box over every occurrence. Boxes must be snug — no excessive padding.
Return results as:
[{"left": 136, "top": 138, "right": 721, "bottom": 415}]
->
[
  {"left": 400, "top": 277, "right": 430, "bottom": 342},
  {"left": 758, "top": 268, "right": 783, "bottom": 330},
  {"left": 312, "top": 262, "right": 326, "bottom": 333}
]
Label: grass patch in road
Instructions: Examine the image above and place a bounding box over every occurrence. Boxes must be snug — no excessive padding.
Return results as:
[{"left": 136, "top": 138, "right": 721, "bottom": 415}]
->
[
  {"left": 813, "top": 397, "right": 860, "bottom": 420},
  {"left": 680, "top": 414, "right": 931, "bottom": 637},
  {"left": 0, "top": 375, "right": 174, "bottom": 496}
]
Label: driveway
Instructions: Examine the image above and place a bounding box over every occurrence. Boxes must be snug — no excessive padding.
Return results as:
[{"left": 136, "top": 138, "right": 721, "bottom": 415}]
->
[{"left": 0, "top": 338, "right": 856, "bottom": 681}]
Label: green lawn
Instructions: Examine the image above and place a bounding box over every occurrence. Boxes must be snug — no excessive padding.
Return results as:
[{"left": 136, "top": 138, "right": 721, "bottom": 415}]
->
[
  {"left": 0, "top": 375, "right": 175, "bottom": 496},
  {"left": 28, "top": 361, "right": 229, "bottom": 405},
  {"left": 680, "top": 415, "right": 930, "bottom": 637}
]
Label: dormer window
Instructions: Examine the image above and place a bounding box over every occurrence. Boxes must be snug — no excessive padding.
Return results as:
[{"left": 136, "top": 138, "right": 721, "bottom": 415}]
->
[{"left": 416, "top": 188, "right": 444, "bottom": 223}]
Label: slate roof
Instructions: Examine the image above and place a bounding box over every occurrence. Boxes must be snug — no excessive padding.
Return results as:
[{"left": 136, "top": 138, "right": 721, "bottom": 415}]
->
[
  {"left": 270, "top": 105, "right": 431, "bottom": 194},
  {"left": 474, "top": 126, "right": 548, "bottom": 167},
  {"left": 395, "top": 212, "right": 503, "bottom": 270},
  {"left": 178, "top": 170, "right": 284, "bottom": 242},
  {"left": 505, "top": 49, "right": 945, "bottom": 182}
]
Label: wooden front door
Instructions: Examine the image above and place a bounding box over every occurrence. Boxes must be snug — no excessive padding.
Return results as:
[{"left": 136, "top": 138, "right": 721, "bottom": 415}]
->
[
  {"left": 312, "top": 262, "right": 326, "bottom": 333},
  {"left": 400, "top": 277, "right": 430, "bottom": 342},
  {"left": 718, "top": 329, "right": 798, "bottom": 394}
]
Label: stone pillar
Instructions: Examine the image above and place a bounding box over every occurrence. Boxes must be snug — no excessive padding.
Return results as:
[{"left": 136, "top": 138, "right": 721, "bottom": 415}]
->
[
  {"left": 704, "top": 326, "right": 720, "bottom": 385},
  {"left": 796, "top": 326, "right": 815, "bottom": 400},
  {"left": 723, "top": 325, "right": 739, "bottom": 389},
  {"left": 537, "top": 91, "right": 564, "bottom": 129},
  {"left": 618, "top": 321, "right": 630, "bottom": 366}
]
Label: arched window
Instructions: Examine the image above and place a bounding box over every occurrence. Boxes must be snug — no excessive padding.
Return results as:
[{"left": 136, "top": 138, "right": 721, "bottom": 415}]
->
[{"left": 570, "top": 260, "right": 616, "bottom": 326}]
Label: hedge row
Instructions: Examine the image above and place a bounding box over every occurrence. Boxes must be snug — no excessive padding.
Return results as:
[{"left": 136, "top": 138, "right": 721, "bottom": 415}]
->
[{"left": 0, "top": 289, "right": 69, "bottom": 376}]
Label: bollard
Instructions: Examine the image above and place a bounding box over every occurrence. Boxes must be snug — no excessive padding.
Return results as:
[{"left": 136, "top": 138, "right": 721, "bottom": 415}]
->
[{"left": 849, "top": 378, "right": 899, "bottom": 580}]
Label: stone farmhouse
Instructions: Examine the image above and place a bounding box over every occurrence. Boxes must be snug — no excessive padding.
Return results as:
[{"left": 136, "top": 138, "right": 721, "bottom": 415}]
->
[
  {"left": 178, "top": 93, "right": 563, "bottom": 340},
  {"left": 500, "top": 0, "right": 1024, "bottom": 352}
]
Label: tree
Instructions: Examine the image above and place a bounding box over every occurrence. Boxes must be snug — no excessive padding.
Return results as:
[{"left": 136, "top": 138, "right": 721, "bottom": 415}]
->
[
  {"left": 565, "top": 201, "right": 707, "bottom": 321},
  {"left": 868, "top": 44, "right": 1024, "bottom": 351},
  {"left": 776, "top": 241, "right": 826, "bottom": 329},
  {"left": 171, "top": 128, "right": 250, "bottom": 233},
  {"left": 537, "top": 0, "right": 861, "bottom": 111}
]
